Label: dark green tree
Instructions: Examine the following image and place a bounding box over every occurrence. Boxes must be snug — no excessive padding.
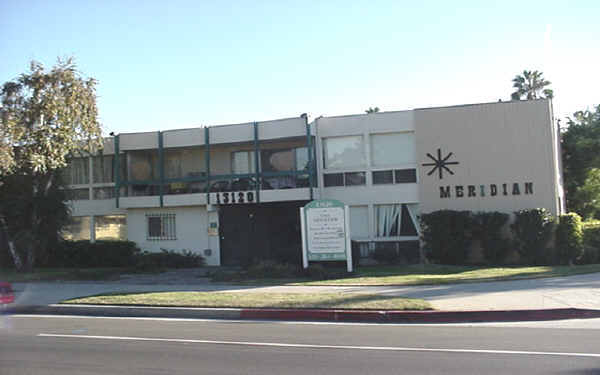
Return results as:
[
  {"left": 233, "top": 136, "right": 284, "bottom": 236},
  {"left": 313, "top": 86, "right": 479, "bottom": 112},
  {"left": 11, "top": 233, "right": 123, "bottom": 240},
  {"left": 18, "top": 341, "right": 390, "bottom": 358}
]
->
[
  {"left": 511, "top": 70, "right": 553, "bottom": 100},
  {"left": 365, "top": 106, "right": 380, "bottom": 114},
  {"left": 0, "top": 58, "right": 102, "bottom": 271},
  {"left": 561, "top": 105, "right": 600, "bottom": 219}
]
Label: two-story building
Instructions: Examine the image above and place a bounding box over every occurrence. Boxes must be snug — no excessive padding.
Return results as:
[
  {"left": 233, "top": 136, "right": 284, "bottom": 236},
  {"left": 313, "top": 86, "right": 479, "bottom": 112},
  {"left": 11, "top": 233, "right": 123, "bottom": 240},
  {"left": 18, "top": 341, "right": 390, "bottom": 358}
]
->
[{"left": 62, "top": 99, "right": 564, "bottom": 265}]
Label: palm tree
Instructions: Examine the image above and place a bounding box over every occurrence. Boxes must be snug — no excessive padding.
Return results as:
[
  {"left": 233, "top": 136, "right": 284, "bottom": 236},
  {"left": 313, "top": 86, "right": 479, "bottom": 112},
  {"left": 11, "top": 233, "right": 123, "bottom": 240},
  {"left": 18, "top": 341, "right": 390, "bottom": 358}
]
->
[
  {"left": 365, "top": 106, "right": 380, "bottom": 114},
  {"left": 511, "top": 70, "right": 553, "bottom": 100}
]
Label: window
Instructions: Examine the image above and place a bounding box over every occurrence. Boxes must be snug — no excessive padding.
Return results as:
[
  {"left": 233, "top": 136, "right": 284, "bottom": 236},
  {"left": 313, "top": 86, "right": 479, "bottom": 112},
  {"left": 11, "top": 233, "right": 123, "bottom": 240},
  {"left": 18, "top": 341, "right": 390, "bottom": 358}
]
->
[
  {"left": 295, "top": 147, "right": 309, "bottom": 171},
  {"left": 164, "top": 147, "right": 205, "bottom": 179},
  {"left": 147, "top": 213, "right": 176, "bottom": 240},
  {"left": 375, "top": 204, "right": 419, "bottom": 237},
  {"left": 95, "top": 215, "right": 127, "bottom": 240},
  {"left": 63, "top": 158, "right": 89, "bottom": 185},
  {"left": 62, "top": 216, "right": 91, "bottom": 240},
  {"left": 323, "top": 135, "right": 365, "bottom": 169},
  {"left": 373, "top": 170, "right": 393, "bottom": 184},
  {"left": 323, "top": 172, "right": 366, "bottom": 187},
  {"left": 232, "top": 151, "right": 256, "bottom": 174},
  {"left": 345, "top": 171, "right": 366, "bottom": 186},
  {"left": 372, "top": 168, "right": 417, "bottom": 184},
  {"left": 324, "top": 173, "right": 343, "bottom": 187},
  {"left": 93, "top": 155, "right": 114, "bottom": 183},
  {"left": 395, "top": 168, "right": 417, "bottom": 183},
  {"left": 128, "top": 150, "right": 159, "bottom": 181},
  {"left": 370, "top": 132, "right": 416, "bottom": 167}
]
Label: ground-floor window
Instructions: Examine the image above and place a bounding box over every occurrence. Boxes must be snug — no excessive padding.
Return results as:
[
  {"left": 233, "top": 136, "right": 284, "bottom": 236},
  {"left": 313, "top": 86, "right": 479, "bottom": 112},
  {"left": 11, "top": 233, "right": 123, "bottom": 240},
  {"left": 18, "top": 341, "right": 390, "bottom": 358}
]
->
[
  {"left": 95, "top": 215, "right": 127, "bottom": 240},
  {"left": 146, "top": 213, "right": 176, "bottom": 241},
  {"left": 62, "top": 216, "right": 91, "bottom": 240},
  {"left": 62, "top": 215, "right": 128, "bottom": 241},
  {"left": 374, "top": 203, "right": 419, "bottom": 237}
]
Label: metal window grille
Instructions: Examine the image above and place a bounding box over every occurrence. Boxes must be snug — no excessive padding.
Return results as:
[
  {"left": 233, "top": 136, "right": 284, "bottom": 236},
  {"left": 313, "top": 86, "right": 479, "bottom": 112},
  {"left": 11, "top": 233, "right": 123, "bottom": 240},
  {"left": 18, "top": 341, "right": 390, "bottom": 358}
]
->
[{"left": 146, "top": 213, "right": 176, "bottom": 240}]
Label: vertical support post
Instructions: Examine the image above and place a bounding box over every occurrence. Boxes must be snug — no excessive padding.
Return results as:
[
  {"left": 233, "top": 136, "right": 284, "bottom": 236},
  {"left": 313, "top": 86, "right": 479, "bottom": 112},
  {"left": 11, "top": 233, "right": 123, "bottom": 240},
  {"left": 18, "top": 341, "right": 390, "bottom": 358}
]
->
[
  {"left": 114, "top": 134, "right": 120, "bottom": 208},
  {"left": 253, "top": 121, "right": 260, "bottom": 203},
  {"left": 88, "top": 156, "right": 93, "bottom": 200},
  {"left": 344, "top": 205, "right": 353, "bottom": 272},
  {"left": 205, "top": 126, "right": 211, "bottom": 204},
  {"left": 305, "top": 117, "right": 313, "bottom": 200},
  {"left": 89, "top": 215, "right": 96, "bottom": 244},
  {"left": 158, "top": 131, "right": 164, "bottom": 207},
  {"left": 300, "top": 207, "right": 308, "bottom": 269}
]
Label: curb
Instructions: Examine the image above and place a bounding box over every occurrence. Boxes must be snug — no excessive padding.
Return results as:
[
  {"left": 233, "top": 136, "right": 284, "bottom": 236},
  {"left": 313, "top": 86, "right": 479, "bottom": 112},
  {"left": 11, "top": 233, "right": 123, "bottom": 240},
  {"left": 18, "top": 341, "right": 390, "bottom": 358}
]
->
[{"left": 5, "top": 304, "right": 600, "bottom": 323}]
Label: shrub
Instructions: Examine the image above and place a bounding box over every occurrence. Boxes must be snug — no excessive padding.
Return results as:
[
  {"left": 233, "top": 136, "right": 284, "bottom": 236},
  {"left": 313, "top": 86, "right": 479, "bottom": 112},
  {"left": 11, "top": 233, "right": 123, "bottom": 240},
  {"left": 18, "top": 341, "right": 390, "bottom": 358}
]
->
[
  {"left": 555, "top": 213, "right": 584, "bottom": 265},
  {"left": 511, "top": 208, "right": 555, "bottom": 265},
  {"left": 135, "top": 249, "right": 206, "bottom": 270},
  {"left": 271, "top": 244, "right": 303, "bottom": 267},
  {"left": 46, "top": 240, "right": 141, "bottom": 268},
  {"left": 472, "top": 212, "right": 510, "bottom": 265},
  {"left": 245, "top": 260, "right": 298, "bottom": 278},
  {"left": 578, "top": 223, "right": 600, "bottom": 264},
  {"left": 373, "top": 242, "right": 400, "bottom": 264},
  {"left": 578, "top": 246, "right": 599, "bottom": 265},
  {"left": 421, "top": 210, "right": 473, "bottom": 265},
  {"left": 302, "top": 263, "right": 348, "bottom": 279}
]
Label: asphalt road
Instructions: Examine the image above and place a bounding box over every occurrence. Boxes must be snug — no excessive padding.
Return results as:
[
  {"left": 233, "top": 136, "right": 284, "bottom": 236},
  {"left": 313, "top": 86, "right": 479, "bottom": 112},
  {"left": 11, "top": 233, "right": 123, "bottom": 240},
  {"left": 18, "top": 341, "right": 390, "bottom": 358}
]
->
[{"left": 2, "top": 315, "right": 600, "bottom": 374}]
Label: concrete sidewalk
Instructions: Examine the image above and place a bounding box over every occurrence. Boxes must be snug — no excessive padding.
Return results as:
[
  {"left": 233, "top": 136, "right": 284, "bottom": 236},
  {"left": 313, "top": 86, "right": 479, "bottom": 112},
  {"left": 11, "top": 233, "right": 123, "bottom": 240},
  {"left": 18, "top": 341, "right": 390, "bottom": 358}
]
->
[{"left": 9, "top": 272, "right": 600, "bottom": 311}]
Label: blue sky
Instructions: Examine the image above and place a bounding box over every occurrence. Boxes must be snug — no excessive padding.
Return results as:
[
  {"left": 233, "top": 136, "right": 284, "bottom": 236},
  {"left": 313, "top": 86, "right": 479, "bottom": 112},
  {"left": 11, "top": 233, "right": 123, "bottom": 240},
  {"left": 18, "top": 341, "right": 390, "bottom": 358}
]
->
[{"left": 1, "top": 1, "right": 598, "bottom": 135}]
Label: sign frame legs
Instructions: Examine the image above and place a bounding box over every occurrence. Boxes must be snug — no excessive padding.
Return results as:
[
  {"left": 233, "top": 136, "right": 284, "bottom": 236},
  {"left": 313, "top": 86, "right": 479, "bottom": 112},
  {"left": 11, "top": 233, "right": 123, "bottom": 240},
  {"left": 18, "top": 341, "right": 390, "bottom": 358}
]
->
[
  {"left": 344, "top": 205, "right": 353, "bottom": 273},
  {"left": 300, "top": 207, "right": 308, "bottom": 269}
]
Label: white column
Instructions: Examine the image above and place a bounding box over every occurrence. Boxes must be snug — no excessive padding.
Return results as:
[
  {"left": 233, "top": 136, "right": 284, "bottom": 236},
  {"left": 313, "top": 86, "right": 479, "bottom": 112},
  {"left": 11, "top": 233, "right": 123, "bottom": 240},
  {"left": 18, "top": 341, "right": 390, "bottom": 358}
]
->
[
  {"left": 345, "top": 205, "right": 353, "bottom": 272},
  {"left": 300, "top": 207, "right": 308, "bottom": 269},
  {"left": 89, "top": 215, "right": 96, "bottom": 243}
]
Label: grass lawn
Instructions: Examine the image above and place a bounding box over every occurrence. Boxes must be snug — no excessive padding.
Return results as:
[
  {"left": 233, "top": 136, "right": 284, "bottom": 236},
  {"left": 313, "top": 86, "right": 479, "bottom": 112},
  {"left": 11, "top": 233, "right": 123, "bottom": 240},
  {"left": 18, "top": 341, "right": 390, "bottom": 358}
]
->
[
  {"left": 221, "top": 264, "right": 600, "bottom": 286},
  {"left": 62, "top": 291, "right": 431, "bottom": 310},
  {"left": 0, "top": 267, "right": 136, "bottom": 282}
]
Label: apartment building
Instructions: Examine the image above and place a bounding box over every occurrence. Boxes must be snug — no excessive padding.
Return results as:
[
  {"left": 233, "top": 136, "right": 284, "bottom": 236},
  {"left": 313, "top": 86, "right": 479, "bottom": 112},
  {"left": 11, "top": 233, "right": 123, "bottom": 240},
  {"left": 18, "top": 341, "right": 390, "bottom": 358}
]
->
[{"left": 62, "top": 99, "right": 564, "bottom": 265}]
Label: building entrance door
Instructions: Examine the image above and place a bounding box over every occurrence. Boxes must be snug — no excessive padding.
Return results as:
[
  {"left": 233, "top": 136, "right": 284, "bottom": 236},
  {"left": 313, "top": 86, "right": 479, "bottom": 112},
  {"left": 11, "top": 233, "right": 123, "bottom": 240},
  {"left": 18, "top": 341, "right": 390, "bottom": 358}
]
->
[{"left": 218, "top": 201, "right": 308, "bottom": 266}]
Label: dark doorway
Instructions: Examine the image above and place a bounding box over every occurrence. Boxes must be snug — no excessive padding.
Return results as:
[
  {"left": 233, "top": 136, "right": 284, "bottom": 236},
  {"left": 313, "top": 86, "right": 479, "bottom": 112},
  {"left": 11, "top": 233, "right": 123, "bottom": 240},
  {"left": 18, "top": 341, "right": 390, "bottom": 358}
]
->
[{"left": 219, "top": 201, "right": 308, "bottom": 266}]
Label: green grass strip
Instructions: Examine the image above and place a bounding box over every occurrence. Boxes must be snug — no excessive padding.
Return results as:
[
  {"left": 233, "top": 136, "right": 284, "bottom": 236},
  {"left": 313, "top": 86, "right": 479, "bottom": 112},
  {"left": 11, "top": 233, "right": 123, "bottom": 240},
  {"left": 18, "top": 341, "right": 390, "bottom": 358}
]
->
[{"left": 63, "top": 292, "right": 431, "bottom": 310}]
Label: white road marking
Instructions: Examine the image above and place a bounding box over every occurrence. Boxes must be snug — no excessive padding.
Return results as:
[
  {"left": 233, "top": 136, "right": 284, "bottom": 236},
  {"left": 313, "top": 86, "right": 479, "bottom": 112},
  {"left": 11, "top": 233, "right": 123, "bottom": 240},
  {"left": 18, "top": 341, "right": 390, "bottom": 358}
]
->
[{"left": 37, "top": 333, "right": 600, "bottom": 358}]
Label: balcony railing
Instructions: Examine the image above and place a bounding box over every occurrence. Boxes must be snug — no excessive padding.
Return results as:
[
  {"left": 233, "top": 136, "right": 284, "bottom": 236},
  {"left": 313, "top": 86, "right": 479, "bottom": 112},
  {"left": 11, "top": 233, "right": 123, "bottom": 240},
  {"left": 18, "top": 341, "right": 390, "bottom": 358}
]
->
[{"left": 114, "top": 120, "right": 316, "bottom": 207}]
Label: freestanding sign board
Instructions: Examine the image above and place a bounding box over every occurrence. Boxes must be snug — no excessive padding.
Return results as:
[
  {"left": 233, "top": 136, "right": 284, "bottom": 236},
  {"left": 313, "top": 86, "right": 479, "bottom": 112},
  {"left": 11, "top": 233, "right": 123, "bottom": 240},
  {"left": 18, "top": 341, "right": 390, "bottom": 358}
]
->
[{"left": 300, "top": 199, "right": 353, "bottom": 272}]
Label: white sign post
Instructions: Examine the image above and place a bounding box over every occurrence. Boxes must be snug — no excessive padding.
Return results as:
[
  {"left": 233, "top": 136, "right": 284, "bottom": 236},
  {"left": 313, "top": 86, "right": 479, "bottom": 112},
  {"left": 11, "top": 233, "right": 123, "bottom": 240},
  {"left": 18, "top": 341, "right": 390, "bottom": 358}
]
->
[{"left": 300, "top": 199, "right": 353, "bottom": 272}]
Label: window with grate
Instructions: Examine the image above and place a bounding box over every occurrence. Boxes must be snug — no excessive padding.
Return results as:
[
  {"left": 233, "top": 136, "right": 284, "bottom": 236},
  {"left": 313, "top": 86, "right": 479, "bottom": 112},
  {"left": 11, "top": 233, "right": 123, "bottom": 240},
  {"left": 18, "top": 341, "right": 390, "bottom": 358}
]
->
[{"left": 146, "top": 213, "right": 176, "bottom": 240}]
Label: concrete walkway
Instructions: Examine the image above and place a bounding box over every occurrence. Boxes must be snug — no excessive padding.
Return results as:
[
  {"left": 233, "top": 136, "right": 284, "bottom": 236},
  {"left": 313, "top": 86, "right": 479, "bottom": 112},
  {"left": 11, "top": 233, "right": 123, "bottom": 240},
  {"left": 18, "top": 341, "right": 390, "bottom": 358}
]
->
[{"left": 9, "top": 271, "right": 600, "bottom": 311}]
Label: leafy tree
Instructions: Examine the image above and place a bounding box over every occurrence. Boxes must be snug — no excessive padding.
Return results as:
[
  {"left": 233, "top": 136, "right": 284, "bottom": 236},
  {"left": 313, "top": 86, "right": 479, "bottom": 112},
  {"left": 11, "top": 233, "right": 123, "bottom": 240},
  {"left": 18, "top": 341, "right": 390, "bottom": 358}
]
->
[
  {"left": 0, "top": 58, "right": 102, "bottom": 271},
  {"left": 561, "top": 105, "right": 600, "bottom": 218},
  {"left": 510, "top": 70, "right": 553, "bottom": 100},
  {"left": 365, "top": 106, "right": 380, "bottom": 114},
  {"left": 573, "top": 168, "right": 600, "bottom": 220}
]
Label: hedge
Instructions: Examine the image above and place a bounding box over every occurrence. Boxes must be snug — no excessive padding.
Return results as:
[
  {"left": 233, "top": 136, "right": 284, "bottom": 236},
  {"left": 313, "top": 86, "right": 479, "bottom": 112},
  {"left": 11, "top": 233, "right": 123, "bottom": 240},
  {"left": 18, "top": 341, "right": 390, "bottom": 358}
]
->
[
  {"left": 511, "top": 208, "right": 555, "bottom": 265},
  {"left": 421, "top": 210, "right": 472, "bottom": 265},
  {"left": 472, "top": 212, "right": 510, "bottom": 265},
  {"left": 555, "top": 213, "right": 584, "bottom": 265}
]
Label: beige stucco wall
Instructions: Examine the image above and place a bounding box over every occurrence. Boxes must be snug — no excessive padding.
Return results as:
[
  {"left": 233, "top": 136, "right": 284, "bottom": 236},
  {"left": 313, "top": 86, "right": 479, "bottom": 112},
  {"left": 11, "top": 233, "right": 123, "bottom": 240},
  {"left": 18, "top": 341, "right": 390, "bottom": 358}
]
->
[{"left": 415, "top": 99, "right": 561, "bottom": 216}]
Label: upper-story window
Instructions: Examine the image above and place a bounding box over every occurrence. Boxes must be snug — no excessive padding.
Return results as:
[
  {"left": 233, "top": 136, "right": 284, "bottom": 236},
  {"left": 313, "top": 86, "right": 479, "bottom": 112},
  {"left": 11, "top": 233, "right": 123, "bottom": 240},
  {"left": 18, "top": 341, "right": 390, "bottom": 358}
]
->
[
  {"left": 232, "top": 151, "right": 256, "bottom": 174},
  {"left": 92, "top": 155, "right": 114, "bottom": 183},
  {"left": 323, "top": 135, "right": 365, "bottom": 169},
  {"left": 260, "top": 147, "right": 310, "bottom": 173},
  {"left": 370, "top": 132, "right": 415, "bottom": 167},
  {"left": 128, "top": 150, "right": 159, "bottom": 181},
  {"left": 63, "top": 157, "right": 89, "bottom": 185},
  {"left": 164, "top": 147, "right": 205, "bottom": 179}
]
